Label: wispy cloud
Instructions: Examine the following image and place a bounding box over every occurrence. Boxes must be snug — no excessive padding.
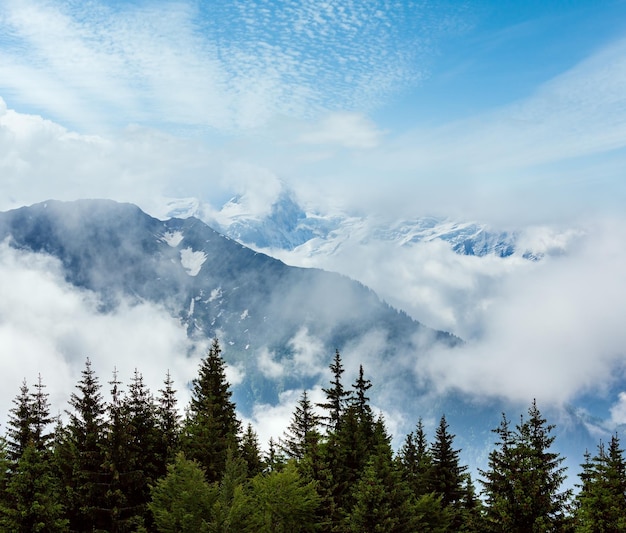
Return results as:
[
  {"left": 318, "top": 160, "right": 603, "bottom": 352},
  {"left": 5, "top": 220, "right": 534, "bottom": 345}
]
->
[{"left": 0, "top": 0, "right": 451, "bottom": 133}]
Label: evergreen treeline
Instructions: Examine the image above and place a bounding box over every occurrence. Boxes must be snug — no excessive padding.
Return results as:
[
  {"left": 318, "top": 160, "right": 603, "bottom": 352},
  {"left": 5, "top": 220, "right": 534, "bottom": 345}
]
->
[{"left": 1, "top": 339, "right": 625, "bottom": 532}]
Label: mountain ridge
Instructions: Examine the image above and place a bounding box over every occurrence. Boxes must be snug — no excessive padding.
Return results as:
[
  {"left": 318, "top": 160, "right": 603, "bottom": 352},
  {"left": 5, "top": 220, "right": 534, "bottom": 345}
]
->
[{"left": 0, "top": 199, "right": 458, "bottom": 413}]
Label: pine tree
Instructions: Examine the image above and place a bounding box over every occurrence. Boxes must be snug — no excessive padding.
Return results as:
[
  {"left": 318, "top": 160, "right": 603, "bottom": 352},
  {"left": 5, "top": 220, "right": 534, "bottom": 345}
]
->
[
  {"left": 479, "top": 401, "right": 571, "bottom": 532},
  {"left": 575, "top": 433, "right": 626, "bottom": 531},
  {"left": 430, "top": 415, "right": 468, "bottom": 530},
  {"left": 347, "top": 424, "right": 418, "bottom": 533},
  {"left": 240, "top": 423, "right": 264, "bottom": 478},
  {"left": 182, "top": 338, "right": 241, "bottom": 483},
  {"left": 155, "top": 370, "right": 180, "bottom": 476},
  {"left": 6, "top": 380, "right": 33, "bottom": 462},
  {"left": 317, "top": 350, "right": 349, "bottom": 431},
  {"left": 280, "top": 390, "right": 321, "bottom": 461},
  {"left": 398, "top": 418, "right": 433, "bottom": 498},
  {"left": 1, "top": 376, "right": 67, "bottom": 532},
  {"left": 60, "top": 358, "right": 108, "bottom": 531}
]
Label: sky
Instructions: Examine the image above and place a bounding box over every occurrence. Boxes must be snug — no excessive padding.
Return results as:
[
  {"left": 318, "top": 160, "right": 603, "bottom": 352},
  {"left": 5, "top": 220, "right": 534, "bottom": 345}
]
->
[{"left": 2, "top": 0, "right": 626, "bottom": 449}]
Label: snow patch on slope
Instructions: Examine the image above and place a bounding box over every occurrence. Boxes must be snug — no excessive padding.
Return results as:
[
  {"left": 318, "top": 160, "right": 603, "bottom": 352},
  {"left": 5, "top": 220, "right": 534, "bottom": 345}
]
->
[
  {"left": 162, "top": 231, "right": 184, "bottom": 247},
  {"left": 180, "top": 248, "right": 207, "bottom": 276}
]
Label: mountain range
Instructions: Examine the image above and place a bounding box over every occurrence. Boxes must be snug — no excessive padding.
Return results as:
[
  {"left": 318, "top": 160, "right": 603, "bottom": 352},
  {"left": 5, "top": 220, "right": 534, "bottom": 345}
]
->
[
  {"left": 0, "top": 199, "right": 456, "bottom": 409},
  {"left": 165, "top": 188, "right": 534, "bottom": 259},
  {"left": 0, "top": 198, "right": 605, "bottom": 481}
]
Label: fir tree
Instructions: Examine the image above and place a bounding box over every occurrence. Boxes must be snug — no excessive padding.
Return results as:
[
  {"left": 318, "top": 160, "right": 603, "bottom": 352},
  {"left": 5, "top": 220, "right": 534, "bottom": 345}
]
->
[
  {"left": 280, "top": 390, "right": 321, "bottom": 461},
  {"left": 149, "top": 452, "right": 217, "bottom": 533},
  {"left": 1, "top": 376, "right": 67, "bottom": 532},
  {"left": 347, "top": 424, "right": 418, "bottom": 533},
  {"left": 430, "top": 415, "right": 468, "bottom": 530},
  {"left": 123, "top": 369, "right": 161, "bottom": 528},
  {"left": 6, "top": 380, "right": 33, "bottom": 462},
  {"left": 398, "top": 418, "right": 433, "bottom": 498},
  {"left": 155, "top": 370, "right": 180, "bottom": 476},
  {"left": 430, "top": 415, "right": 467, "bottom": 507},
  {"left": 61, "top": 358, "right": 108, "bottom": 531},
  {"left": 317, "top": 350, "right": 349, "bottom": 431},
  {"left": 240, "top": 423, "right": 264, "bottom": 478},
  {"left": 244, "top": 462, "right": 321, "bottom": 532},
  {"left": 1, "top": 442, "right": 68, "bottom": 532},
  {"left": 182, "top": 338, "right": 241, "bottom": 483},
  {"left": 575, "top": 433, "right": 626, "bottom": 531},
  {"left": 480, "top": 401, "right": 571, "bottom": 532}
]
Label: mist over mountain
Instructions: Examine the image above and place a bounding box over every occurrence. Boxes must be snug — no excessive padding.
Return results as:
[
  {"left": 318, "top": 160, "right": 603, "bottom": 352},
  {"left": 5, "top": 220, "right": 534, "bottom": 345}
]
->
[
  {"left": 0, "top": 199, "right": 457, "bottom": 413},
  {"left": 1, "top": 198, "right": 615, "bottom": 484}
]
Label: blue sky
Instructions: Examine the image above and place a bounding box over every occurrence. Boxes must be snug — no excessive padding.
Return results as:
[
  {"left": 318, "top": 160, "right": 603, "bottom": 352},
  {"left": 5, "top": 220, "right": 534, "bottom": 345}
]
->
[{"left": 1, "top": 0, "right": 626, "bottom": 225}]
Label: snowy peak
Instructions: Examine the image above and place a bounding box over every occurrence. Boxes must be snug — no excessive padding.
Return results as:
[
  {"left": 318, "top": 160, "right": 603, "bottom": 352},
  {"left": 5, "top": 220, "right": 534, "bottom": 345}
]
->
[{"left": 177, "top": 186, "right": 526, "bottom": 258}]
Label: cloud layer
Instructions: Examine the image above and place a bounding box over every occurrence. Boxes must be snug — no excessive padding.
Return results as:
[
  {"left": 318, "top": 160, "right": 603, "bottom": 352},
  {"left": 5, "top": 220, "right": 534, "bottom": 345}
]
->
[{"left": 0, "top": 240, "right": 202, "bottom": 425}]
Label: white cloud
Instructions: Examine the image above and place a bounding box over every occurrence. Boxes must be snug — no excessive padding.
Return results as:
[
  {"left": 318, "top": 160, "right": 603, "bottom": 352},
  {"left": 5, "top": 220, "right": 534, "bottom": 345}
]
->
[
  {"left": 0, "top": 1, "right": 442, "bottom": 133},
  {"left": 419, "top": 218, "right": 626, "bottom": 405},
  {"left": 0, "top": 241, "right": 201, "bottom": 425},
  {"left": 246, "top": 386, "right": 326, "bottom": 451},
  {"left": 257, "top": 347, "right": 286, "bottom": 379},
  {"left": 609, "top": 392, "right": 626, "bottom": 426},
  {"left": 298, "top": 112, "right": 384, "bottom": 149}
]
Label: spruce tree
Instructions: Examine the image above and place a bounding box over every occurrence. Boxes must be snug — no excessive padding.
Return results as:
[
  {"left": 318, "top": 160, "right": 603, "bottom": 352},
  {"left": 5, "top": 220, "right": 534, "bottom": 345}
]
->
[
  {"left": 182, "top": 338, "right": 241, "bottom": 483},
  {"left": 430, "top": 415, "right": 468, "bottom": 530},
  {"left": 430, "top": 415, "right": 467, "bottom": 507},
  {"left": 240, "top": 423, "right": 264, "bottom": 478},
  {"left": 280, "top": 390, "right": 321, "bottom": 461},
  {"left": 61, "top": 358, "right": 108, "bottom": 531},
  {"left": 5, "top": 380, "right": 33, "bottom": 462},
  {"left": 149, "top": 452, "right": 217, "bottom": 533},
  {"left": 479, "top": 401, "right": 571, "bottom": 532},
  {"left": 123, "top": 369, "right": 161, "bottom": 528},
  {"left": 1, "top": 376, "right": 67, "bottom": 532},
  {"left": 398, "top": 418, "right": 434, "bottom": 498},
  {"left": 575, "top": 434, "right": 626, "bottom": 531},
  {"left": 155, "top": 370, "right": 180, "bottom": 476},
  {"left": 317, "top": 350, "right": 349, "bottom": 431}
]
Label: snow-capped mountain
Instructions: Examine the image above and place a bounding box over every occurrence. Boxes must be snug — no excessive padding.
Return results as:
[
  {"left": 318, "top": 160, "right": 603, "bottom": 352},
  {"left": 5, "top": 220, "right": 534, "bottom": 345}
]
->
[
  {"left": 0, "top": 199, "right": 609, "bottom": 482},
  {"left": 0, "top": 199, "right": 456, "bottom": 409},
  {"left": 164, "top": 187, "right": 539, "bottom": 260}
]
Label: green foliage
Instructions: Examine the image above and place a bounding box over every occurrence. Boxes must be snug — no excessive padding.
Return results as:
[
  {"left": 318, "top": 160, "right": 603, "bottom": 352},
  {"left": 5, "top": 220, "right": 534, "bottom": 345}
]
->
[
  {"left": 347, "top": 444, "right": 417, "bottom": 533},
  {"left": 240, "top": 423, "right": 264, "bottom": 478},
  {"left": 155, "top": 370, "right": 180, "bottom": 476},
  {"left": 1, "top": 342, "right": 599, "bottom": 532},
  {"left": 243, "top": 461, "right": 321, "bottom": 532},
  {"left": 280, "top": 390, "right": 321, "bottom": 461},
  {"left": 479, "top": 401, "right": 572, "bottom": 533},
  {"left": 182, "top": 338, "right": 241, "bottom": 483},
  {"left": 59, "top": 358, "right": 108, "bottom": 531},
  {"left": 149, "top": 452, "right": 217, "bottom": 533},
  {"left": 398, "top": 418, "right": 434, "bottom": 498},
  {"left": 575, "top": 434, "right": 626, "bottom": 532},
  {"left": 2, "top": 377, "right": 66, "bottom": 532},
  {"left": 317, "top": 350, "right": 349, "bottom": 431},
  {"left": 1, "top": 442, "right": 68, "bottom": 532}
]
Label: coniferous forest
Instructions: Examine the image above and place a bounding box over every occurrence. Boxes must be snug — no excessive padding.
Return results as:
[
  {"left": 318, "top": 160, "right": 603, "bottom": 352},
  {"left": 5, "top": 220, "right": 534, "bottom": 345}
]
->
[{"left": 2, "top": 339, "right": 626, "bottom": 532}]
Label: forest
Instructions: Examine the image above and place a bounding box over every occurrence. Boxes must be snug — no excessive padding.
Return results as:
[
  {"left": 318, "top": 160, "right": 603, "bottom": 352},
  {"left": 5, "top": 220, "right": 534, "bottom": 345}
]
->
[{"left": 1, "top": 338, "right": 625, "bottom": 532}]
